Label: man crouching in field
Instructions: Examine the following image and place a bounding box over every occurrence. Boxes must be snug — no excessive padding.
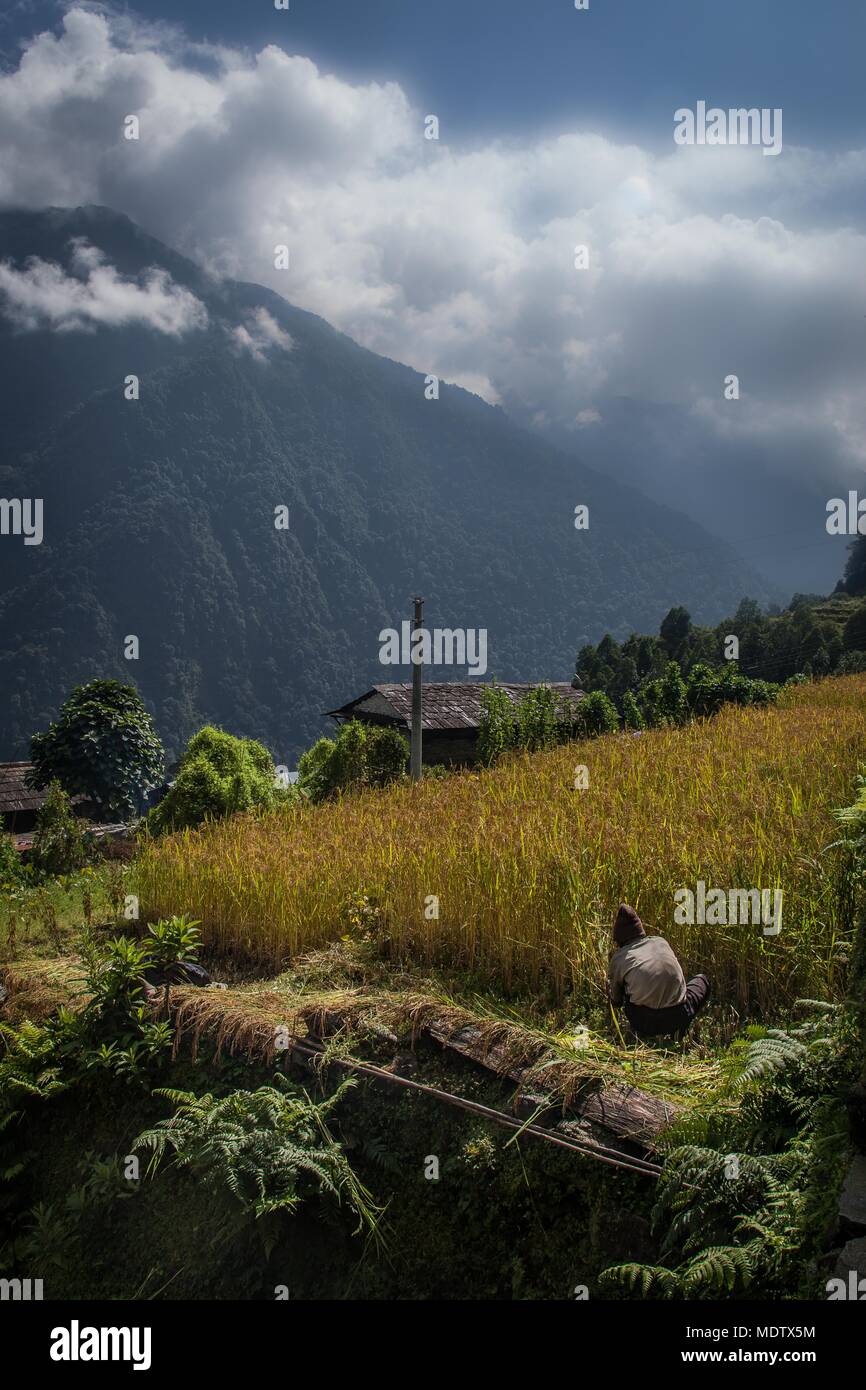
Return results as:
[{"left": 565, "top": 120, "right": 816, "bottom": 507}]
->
[{"left": 606, "top": 904, "right": 710, "bottom": 1041}]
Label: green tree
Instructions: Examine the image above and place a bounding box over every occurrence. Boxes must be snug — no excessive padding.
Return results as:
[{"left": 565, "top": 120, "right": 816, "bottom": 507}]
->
[
  {"left": 146, "top": 726, "right": 290, "bottom": 833},
  {"left": 639, "top": 680, "right": 663, "bottom": 728},
  {"left": 838, "top": 536, "right": 866, "bottom": 596},
  {"left": 843, "top": 601, "right": 866, "bottom": 653},
  {"left": 331, "top": 720, "right": 368, "bottom": 789},
  {"left": 659, "top": 606, "right": 692, "bottom": 662},
  {"left": 31, "top": 680, "right": 164, "bottom": 820},
  {"left": 658, "top": 661, "right": 689, "bottom": 725},
  {"left": 641, "top": 662, "right": 689, "bottom": 727}
]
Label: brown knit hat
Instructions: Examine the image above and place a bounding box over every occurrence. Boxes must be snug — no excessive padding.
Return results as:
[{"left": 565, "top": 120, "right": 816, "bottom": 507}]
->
[{"left": 613, "top": 903, "right": 645, "bottom": 946}]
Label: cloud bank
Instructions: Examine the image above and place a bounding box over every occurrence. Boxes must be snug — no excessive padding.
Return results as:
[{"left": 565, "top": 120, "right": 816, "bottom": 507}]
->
[
  {"left": 0, "top": 5, "right": 864, "bottom": 580},
  {"left": 0, "top": 237, "right": 207, "bottom": 333}
]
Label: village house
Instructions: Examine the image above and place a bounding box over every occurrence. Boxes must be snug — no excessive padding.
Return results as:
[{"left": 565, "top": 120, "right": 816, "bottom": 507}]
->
[
  {"left": 0, "top": 761, "right": 129, "bottom": 853},
  {"left": 0, "top": 761, "right": 55, "bottom": 836},
  {"left": 324, "top": 682, "right": 585, "bottom": 766}
]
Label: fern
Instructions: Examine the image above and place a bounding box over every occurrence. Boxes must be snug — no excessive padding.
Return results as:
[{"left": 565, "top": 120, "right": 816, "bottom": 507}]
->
[
  {"left": 681, "top": 1242, "right": 755, "bottom": 1295},
  {"left": 598, "top": 1261, "right": 681, "bottom": 1298},
  {"left": 132, "top": 1074, "right": 383, "bottom": 1239},
  {"left": 360, "top": 1132, "right": 404, "bottom": 1175},
  {"left": 735, "top": 1030, "right": 808, "bottom": 1088}
]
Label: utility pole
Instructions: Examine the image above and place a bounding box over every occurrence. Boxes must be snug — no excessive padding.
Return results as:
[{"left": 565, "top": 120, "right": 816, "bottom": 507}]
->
[{"left": 410, "top": 595, "right": 424, "bottom": 781}]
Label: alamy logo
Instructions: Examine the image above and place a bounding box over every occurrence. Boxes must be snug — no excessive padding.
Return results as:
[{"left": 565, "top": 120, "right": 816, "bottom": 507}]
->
[
  {"left": 674, "top": 881, "right": 783, "bottom": 936},
  {"left": 49, "top": 1320, "right": 152, "bottom": 1371},
  {"left": 674, "top": 102, "right": 782, "bottom": 157},
  {"left": 0, "top": 1277, "right": 43, "bottom": 1300},
  {"left": 826, "top": 492, "right": 866, "bottom": 535},
  {"left": 0, "top": 497, "right": 42, "bottom": 545},
  {"left": 826, "top": 1271, "right": 866, "bottom": 1300},
  {"left": 379, "top": 621, "right": 487, "bottom": 676}
]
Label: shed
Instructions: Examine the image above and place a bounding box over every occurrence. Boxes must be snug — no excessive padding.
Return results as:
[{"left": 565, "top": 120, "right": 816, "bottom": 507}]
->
[{"left": 324, "top": 682, "right": 584, "bottom": 766}]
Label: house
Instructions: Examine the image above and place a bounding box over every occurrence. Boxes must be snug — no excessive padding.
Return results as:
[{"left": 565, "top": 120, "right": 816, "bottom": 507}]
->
[
  {"left": 0, "top": 762, "right": 52, "bottom": 834},
  {"left": 324, "top": 682, "right": 585, "bottom": 766},
  {"left": 0, "top": 761, "right": 91, "bottom": 839}
]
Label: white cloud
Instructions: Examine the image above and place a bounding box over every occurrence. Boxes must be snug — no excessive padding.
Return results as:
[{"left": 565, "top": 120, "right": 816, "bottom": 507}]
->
[
  {"left": 0, "top": 6, "right": 864, "bottom": 492},
  {"left": 0, "top": 237, "right": 207, "bottom": 333},
  {"left": 230, "top": 306, "right": 294, "bottom": 362}
]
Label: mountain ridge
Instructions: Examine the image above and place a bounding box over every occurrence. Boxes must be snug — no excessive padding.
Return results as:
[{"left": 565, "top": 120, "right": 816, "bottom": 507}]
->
[{"left": 0, "top": 205, "right": 773, "bottom": 762}]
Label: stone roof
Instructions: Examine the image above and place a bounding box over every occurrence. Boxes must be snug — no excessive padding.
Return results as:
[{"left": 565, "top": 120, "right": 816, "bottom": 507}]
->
[
  {"left": 0, "top": 762, "right": 47, "bottom": 816},
  {"left": 325, "top": 682, "right": 584, "bottom": 732}
]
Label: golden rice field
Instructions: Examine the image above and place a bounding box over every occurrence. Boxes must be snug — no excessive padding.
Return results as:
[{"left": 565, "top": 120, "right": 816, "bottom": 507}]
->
[{"left": 135, "top": 674, "right": 866, "bottom": 1015}]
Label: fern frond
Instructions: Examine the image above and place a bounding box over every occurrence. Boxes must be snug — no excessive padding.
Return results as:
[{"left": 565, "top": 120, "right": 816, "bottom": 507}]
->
[
  {"left": 681, "top": 1243, "right": 754, "bottom": 1295},
  {"left": 598, "top": 1261, "right": 681, "bottom": 1298}
]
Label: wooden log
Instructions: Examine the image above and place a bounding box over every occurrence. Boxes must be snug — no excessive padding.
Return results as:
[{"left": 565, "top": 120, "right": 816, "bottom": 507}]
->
[
  {"left": 577, "top": 1086, "right": 676, "bottom": 1144},
  {"left": 298, "top": 1005, "right": 675, "bottom": 1150},
  {"left": 425, "top": 1019, "right": 676, "bottom": 1146}
]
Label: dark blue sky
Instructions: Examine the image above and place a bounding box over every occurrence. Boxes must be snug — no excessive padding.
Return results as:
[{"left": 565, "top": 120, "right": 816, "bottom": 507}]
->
[{"left": 3, "top": 1, "right": 865, "bottom": 152}]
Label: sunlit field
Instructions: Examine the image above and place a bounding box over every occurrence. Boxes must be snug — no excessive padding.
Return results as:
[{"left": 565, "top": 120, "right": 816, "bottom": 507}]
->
[{"left": 134, "top": 675, "right": 866, "bottom": 1016}]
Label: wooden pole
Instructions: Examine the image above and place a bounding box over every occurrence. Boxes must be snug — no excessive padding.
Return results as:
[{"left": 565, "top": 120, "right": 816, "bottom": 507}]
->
[{"left": 410, "top": 595, "right": 424, "bottom": 781}]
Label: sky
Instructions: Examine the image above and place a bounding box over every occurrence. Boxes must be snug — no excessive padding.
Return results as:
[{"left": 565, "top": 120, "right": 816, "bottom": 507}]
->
[
  {"left": 0, "top": 0, "right": 864, "bottom": 589},
  {"left": 4, "top": 1, "right": 864, "bottom": 154}
]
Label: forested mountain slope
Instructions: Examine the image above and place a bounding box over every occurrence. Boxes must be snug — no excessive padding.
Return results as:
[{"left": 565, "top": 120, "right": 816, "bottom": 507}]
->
[{"left": 0, "top": 206, "right": 771, "bottom": 761}]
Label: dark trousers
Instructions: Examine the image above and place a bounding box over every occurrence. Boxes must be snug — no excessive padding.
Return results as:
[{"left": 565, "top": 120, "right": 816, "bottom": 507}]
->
[{"left": 624, "top": 974, "right": 711, "bottom": 1040}]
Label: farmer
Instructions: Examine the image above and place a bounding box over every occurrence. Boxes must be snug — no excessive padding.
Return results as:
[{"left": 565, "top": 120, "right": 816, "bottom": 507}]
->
[{"left": 606, "top": 904, "right": 710, "bottom": 1040}]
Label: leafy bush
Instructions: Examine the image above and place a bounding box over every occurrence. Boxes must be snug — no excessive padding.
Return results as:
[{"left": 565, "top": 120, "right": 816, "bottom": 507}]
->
[
  {"left": 659, "top": 661, "right": 689, "bottom": 725},
  {"left": 30, "top": 680, "right": 164, "bottom": 821},
  {"left": 686, "top": 663, "right": 779, "bottom": 718},
  {"left": 145, "top": 915, "right": 201, "bottom": 978},
  {"left": 575, "top": 689, "right": 619, "bottom": 737},
  {"left": 78, "top": 933, "right": 154, "bottom": 1033},
  {"left": 480, "top": 684, "right": 618, "bottom": 765},
  {"left": 146, "top": 727, "right": 291, "bottom": 834},
  {"left": 296, "top": 736, "right": 338, "bottom": 802},
  {"left": 622, "top": 689, "right": 645, "bottom": 731},
  {"left": 29, "top": 783, "right": 89, "bottom": 878},
  {"left": 516, "top": 685, "right": 559, "bottom": 752},
  {"left": 0, "top": 834, "right": 25, "bottom": 886},
  {"left": 365, "top": 725, "right": 411, "bottom": 786},
  {"left": 298, "top": 721, "right": 407, "bottom": 802},
  {"left": 477, "top": 686, "right": 517, "bottom": 766}
]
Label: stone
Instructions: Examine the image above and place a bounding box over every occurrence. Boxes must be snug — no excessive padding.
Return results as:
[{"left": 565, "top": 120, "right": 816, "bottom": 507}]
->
[
  {"left": 839, "top": 1153, "right": 866, "bottom": 1233},
  {"left": 834, "top": 1236, "right": 866, "bottom": 1284}
]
